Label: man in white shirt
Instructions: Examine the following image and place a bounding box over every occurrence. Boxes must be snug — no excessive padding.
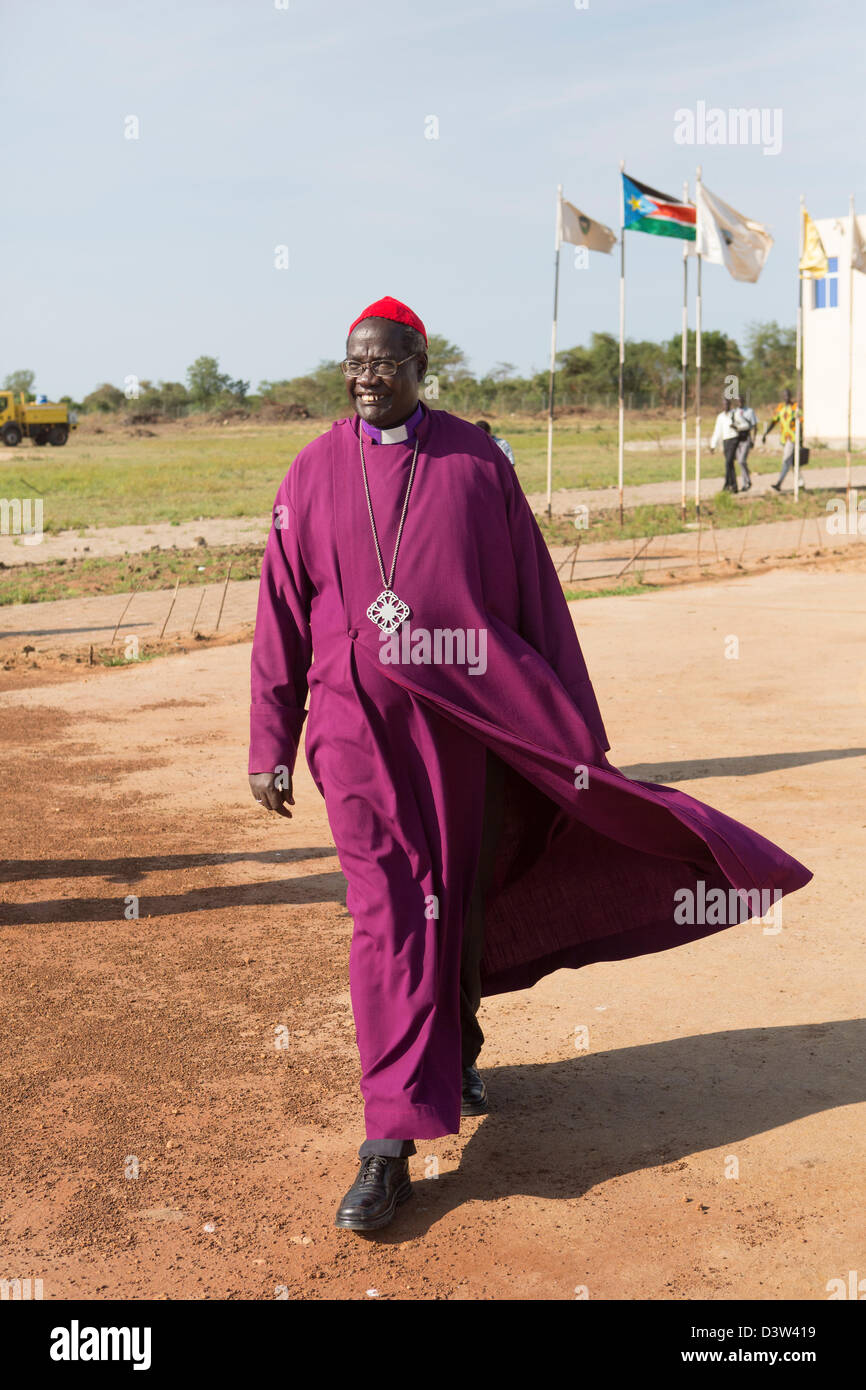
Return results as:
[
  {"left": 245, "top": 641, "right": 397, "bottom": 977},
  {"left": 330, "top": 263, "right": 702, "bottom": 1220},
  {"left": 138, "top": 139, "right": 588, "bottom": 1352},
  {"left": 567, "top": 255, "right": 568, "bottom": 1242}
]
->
[
  {"left": 733, "top": 397, "right": 757, "bottom": 492},
  {"left": 709, "top": 400, "right": 741, "bottom": 493}
]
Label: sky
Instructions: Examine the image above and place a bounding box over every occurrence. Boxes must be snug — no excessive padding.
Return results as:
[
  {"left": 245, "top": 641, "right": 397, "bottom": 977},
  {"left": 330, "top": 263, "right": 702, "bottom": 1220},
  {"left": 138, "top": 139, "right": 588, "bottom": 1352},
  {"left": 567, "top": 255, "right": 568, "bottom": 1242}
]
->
[{"left": 3, "top": 0, "right": 863, "bottom": 400}]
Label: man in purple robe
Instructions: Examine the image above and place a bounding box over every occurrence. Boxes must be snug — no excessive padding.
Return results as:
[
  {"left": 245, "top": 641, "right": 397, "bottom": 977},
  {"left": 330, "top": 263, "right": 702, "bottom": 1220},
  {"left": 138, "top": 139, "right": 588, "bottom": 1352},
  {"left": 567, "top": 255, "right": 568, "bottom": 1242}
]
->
[{"left": 248, "top": 296, "right": 812, "bottom": 1233}]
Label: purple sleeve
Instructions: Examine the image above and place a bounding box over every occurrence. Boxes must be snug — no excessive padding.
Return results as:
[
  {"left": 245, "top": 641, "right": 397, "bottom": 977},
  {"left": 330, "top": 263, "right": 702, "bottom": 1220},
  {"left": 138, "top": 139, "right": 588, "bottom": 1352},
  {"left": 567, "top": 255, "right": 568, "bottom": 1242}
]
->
[
  {"left": 248, "top": 474, "right": 314, "bottom": 775},
  {"left": 502, "top": 463, "right": 611, "bottom": 755}
]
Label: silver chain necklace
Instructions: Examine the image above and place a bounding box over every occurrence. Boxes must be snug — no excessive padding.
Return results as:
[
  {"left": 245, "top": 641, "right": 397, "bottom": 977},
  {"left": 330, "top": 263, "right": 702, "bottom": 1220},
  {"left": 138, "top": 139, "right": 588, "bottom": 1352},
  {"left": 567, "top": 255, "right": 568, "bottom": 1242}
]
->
[{"left": 359, "top": 425, "right": 420, "bottom": 633}]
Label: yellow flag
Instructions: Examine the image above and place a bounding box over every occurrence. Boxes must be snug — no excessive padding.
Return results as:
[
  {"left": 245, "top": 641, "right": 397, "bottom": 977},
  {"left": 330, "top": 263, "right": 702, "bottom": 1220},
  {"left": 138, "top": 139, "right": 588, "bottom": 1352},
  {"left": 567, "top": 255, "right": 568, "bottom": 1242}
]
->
[
  {"left": 851, "top": 211, "right": 866, "bottom": 274},
  {"left": 799, "top": 209, "right": 828, "bottom": 277}
]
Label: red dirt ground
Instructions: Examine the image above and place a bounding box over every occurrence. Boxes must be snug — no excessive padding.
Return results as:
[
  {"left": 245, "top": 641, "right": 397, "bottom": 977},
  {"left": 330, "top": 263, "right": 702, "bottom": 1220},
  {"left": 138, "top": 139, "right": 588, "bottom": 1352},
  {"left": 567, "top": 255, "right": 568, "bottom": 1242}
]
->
[{"left": 1, "top": 564, "right": 863, "bottom": 1300}]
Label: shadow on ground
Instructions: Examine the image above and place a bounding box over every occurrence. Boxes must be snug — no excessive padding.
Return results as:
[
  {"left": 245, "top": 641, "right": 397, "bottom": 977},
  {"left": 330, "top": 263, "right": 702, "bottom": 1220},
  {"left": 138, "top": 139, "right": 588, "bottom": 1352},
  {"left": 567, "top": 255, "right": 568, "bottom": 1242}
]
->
[
  {"left": 621, "top": 748, "right": 866, "bottom": 783},
  {"left": 0, "top": 849, "right": 346, "bottom": 924},
  {"left": 374, "top": 1020, "right": 864, "bottom": 1240}
]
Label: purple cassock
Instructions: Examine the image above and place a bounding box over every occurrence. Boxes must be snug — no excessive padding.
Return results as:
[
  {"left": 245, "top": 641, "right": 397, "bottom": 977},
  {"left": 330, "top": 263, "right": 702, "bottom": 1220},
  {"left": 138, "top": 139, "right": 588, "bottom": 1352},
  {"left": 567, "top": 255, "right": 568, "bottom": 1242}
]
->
[{"left": 249, "top": 403, "right": 812, "bottom": 1145}]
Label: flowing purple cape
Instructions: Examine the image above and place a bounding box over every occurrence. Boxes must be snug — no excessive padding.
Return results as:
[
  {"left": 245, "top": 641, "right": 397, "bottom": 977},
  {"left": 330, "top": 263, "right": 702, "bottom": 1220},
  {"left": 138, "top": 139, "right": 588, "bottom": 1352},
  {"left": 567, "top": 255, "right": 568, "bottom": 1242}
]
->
[{"left": 249, "top": 405, "right": 811, "bottom": 1139}]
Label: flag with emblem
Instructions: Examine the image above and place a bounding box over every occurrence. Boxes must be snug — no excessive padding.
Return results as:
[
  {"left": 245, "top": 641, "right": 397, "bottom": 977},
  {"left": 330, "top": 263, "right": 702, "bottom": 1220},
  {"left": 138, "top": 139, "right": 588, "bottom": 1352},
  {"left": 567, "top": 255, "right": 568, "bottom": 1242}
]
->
[
  {"left": 622, "top": 172, "right": 696, "bottom": 241},
  {"left": 694, "top": 182, "right": 773, "bottom": 282},
  {"left": 558, "top": 195, "right": 617, "bottom": 253}
]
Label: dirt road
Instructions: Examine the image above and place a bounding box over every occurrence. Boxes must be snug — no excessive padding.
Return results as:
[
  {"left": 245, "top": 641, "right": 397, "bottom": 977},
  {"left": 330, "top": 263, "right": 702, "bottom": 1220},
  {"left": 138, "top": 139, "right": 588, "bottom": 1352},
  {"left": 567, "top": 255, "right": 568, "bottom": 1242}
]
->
[
  {"left": 1, "top": 566, "right": 863, "bottom": 1300},
  {"left": 3, "top": 520, "right": 863, "bottom": 665}
]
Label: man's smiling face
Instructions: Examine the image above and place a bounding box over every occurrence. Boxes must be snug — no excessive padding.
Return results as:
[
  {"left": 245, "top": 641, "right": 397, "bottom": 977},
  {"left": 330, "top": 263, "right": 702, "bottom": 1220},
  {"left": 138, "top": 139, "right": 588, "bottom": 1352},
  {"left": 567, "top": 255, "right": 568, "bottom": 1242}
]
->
[{"left": 344, "top": 318, "right": 427, "bottom": 430}]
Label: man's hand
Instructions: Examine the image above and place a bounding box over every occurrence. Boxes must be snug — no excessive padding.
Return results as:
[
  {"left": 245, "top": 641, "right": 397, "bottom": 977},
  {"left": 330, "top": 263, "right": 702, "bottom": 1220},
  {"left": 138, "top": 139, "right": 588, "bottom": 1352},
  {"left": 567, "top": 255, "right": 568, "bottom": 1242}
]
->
[{"left": 249, "top": 771, "right": 294, "bottom": 818}]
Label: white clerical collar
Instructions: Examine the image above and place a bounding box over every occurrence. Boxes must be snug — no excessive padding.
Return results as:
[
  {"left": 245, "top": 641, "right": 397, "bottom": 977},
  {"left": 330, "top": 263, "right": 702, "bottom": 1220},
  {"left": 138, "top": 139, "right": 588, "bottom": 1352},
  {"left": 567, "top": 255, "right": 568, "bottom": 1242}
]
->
[{"left": 360, "top": 401, "right": 424, "bottom": 445}]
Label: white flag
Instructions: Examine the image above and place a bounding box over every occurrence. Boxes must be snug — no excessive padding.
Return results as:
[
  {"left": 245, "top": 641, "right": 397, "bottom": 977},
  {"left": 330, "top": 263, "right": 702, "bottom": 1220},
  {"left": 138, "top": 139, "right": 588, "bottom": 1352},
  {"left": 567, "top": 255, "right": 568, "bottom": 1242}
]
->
[
  {"left": 558, "top": 196, "right": 616, "bottom": 254},
  {"left": 695, "top": 183, "right": 773, "bottom": 283},
  {"left": 852, "top": 211, "right": 866, "bottom": 274}
]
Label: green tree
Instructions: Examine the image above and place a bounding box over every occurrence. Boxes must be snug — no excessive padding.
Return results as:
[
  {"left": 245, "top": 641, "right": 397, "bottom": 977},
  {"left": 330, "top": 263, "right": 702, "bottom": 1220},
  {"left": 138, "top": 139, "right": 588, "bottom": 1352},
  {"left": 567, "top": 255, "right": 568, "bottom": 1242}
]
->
[
  {"left": 133, "top": 380, "right": 190, "bottom": 419},
  {"left": 3, "top": 368, "right": 36, "bottom": 397},
  {"left": 625, "top": 337, "right": 681, "bottom": 402},
  {"left": 82, "top": 382, "right": 125, "bottom": 413},
  {"left": 425, "top": 334, "right": 472, "bottom": 385},
  {"left": 742, "top": 321, "right": 796, "bottom": 404},
  {"left": 156, "top": 381, "right": 190, "bottom": 415},
  {"left": 662, "top": 329, "right": 743, "bottom": 407},
  {"left": 486, "top": 361, "right": 517, "bottom": 382},
  {"left": 698, "top": 330, "right": 744, "bottom": 405},
  {"left": 259, "top": 360, "right": 346, "bottom": 418},
  {"left": 557, "top": 332, "right": 620, "bottom": 401},
  {"left": 186, "top": 355, "right": 231, "bottom": 406}
]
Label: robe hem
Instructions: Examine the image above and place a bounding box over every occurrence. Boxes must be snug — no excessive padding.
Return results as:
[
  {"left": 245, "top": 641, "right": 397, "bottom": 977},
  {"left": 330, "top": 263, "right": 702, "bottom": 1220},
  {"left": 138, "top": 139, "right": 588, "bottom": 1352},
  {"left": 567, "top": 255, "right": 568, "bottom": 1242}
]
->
[
  {"left": 478, "top": 897, "right": 811, "bottom": 998},
  {"left": 363, "top": 1103, "right": 461, "bottom": 1141}
]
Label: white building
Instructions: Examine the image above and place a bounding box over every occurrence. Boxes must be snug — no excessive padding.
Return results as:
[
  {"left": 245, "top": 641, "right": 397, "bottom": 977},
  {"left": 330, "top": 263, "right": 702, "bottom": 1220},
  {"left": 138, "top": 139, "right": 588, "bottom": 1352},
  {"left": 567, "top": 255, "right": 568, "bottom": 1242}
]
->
[{"left": 803, "top": 213, "right": 866, "bottom": 446}]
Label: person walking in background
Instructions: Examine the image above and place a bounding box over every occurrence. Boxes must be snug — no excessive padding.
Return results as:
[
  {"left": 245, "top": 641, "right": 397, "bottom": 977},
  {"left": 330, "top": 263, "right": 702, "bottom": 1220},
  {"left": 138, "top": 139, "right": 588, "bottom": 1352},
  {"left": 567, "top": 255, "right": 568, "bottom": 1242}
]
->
[
  {"left": 763, "top": 389, "right": 805, "bottom": 492},
  {"left": 475, "top": 419, "right": 515, "bottom": 467},
  {"left": 709, "top": 398, "right": 741, "bottom": 493},
  {"left": 733, "top": 396, "right": 757, "bottom": 492}
]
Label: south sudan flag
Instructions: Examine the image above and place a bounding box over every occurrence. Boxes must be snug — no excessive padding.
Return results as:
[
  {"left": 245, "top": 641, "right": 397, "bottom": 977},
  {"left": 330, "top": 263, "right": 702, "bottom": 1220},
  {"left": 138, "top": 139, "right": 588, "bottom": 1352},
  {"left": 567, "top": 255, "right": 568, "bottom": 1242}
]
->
[{"left": 622, "top": 173, "right": 696, "bottom": 241}]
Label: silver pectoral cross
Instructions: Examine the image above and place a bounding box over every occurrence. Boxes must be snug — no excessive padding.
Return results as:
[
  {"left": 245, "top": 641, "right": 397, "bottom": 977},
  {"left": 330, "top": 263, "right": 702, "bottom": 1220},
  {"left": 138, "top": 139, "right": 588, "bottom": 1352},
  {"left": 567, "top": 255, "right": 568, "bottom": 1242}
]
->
[{"left": 367, "top": 589, "right": 410, "bottom": 634}]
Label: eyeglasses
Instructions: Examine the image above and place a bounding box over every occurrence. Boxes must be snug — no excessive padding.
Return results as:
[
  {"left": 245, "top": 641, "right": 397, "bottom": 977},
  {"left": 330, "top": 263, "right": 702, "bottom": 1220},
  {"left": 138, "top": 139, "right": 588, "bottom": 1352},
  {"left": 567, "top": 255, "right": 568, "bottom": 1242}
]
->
[{"left": 340, "top": 353, "right": 420, "bottom": 379}]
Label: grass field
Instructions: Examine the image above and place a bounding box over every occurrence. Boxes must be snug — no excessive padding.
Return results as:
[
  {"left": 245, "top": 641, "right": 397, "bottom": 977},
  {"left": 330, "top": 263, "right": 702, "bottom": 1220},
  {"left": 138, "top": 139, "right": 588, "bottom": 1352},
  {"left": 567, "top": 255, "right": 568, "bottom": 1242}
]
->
[
  {"left": 0, "top": 487, "right": 845, "bottom": 607},
  {"left": 0, "top": 545, "right": 265, "bottom": 606},
  {"left": 1, "top": 409, "right": 856, "bottom": 533},
  {"left": 537, "top": 484, "right": 843, "bottom": 545}
]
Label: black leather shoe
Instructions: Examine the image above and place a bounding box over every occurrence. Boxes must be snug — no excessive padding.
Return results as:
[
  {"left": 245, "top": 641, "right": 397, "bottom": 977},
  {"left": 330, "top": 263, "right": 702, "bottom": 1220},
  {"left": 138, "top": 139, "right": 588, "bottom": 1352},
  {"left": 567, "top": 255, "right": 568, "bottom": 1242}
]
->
[
  {"left": 461, "top": 1064, "right": 488, "bottom": 1116},
  {"left": 334, "top": 1155, "right": 412, "bottom": 1231}
]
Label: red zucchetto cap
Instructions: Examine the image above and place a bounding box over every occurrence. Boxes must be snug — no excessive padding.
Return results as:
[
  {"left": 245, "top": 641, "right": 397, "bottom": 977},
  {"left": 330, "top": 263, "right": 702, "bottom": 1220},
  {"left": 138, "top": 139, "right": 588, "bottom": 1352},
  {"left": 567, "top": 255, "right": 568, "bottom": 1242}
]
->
[{"left": 348, "top": 296, "right": 427, "bottom": 344}]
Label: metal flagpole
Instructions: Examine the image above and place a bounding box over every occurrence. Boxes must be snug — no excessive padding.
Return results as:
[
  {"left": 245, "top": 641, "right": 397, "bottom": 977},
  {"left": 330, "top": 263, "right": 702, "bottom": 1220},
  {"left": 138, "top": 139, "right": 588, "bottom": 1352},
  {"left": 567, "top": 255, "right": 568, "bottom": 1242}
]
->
[
  {"left": 846, "top": 193, "right": 856, "bottom": 511},
  {"left": 617, "top": 159, "right": 626, "bottom": 527},
  {"left": 794, "top": 194, "right": 804, "bottom": 503},
  {"left": 694, "top": 165, "right": 703, "bottom": 519},
  {"left": 545, "top": 184, "right": 562, "bottom": 520},
  {"left": 681, "top": 179, "right": 690, "bottom": 523}
]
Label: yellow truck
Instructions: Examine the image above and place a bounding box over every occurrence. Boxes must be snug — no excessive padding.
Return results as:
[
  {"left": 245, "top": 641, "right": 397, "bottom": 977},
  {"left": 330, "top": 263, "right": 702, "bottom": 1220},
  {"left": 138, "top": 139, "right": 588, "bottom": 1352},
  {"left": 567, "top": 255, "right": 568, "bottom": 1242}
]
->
[{"left": 0, "top": 391, "right": 77, "bottom": 447}]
